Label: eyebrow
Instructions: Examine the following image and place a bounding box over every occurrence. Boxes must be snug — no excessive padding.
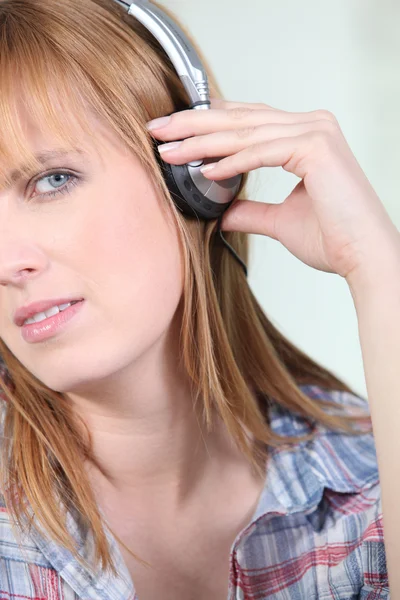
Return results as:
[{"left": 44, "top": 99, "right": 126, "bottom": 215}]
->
[{"left": 6, "top": 149, "right": 85, "bottom": 187}]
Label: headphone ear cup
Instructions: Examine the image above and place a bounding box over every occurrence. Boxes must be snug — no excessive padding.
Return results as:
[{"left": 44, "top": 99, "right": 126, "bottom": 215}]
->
[
  {"left": 148, "top": 133, "right": 247, "bottom": 275},
  {"left": 151, "top": 137, "right": 236, "bottom": 220},
  {"left": 151, "top": 139, "right": 199, "bottom": 217}
]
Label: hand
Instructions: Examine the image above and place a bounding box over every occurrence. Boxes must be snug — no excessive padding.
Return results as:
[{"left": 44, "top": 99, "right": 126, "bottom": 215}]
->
[{"left": 147, "top": 98, "right": 400, "bottom": 284}]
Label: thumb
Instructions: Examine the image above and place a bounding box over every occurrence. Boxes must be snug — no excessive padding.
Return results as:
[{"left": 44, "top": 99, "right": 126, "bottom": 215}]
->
[{"left": 220, "top": 198, "right": 281, "bottom": 240}]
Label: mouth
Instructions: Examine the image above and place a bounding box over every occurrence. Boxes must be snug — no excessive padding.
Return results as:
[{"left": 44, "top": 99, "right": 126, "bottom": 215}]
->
[
  {"left": 20, "top": 299, "right": 85, "bottom": 344},
  {"left": 22, "top": 299, "right": 84, "bottom": 326},
  {"left": 14, "top": 297, "right": 85, "bottom": 328}
]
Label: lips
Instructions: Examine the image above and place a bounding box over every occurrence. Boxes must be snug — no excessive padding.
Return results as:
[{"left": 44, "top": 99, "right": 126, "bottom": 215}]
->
[{"left": 14, "top": 298, "right": 84, "bottom": 327}]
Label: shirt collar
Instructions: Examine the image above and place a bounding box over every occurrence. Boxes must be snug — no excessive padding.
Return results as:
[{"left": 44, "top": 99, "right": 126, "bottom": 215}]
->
[
  {"left": 26, "top": 502, "right": 135, "bottom": 600},
  {"left": 249, "top": 385, "right": 379, "bottom": 524}
]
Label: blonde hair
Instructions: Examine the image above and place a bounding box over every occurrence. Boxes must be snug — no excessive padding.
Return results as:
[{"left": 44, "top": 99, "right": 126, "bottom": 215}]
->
[{"left": 0, "top": 0, "right": 371, "bottom": 578}]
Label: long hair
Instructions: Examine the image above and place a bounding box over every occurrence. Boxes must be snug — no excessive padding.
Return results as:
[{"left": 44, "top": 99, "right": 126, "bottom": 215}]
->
[{"left": 0, "top": 0, "right": 371, "bottom": 578}]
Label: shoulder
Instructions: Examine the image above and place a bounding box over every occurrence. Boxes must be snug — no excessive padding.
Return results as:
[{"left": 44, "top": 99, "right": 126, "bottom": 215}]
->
[
  {"left": 268, "top": 384, "right": 378, "bottom": 494},
  {"left": 235, "top": 386, "right": 389, "bottom": 598},
  {"left": 266, "top": 385, "right": 389, "bottom": 596}
]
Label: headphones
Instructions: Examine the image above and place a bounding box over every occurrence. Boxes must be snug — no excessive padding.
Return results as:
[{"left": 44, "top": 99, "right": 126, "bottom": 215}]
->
[{"left": 113, "top": 0, "right": 248, "bottom": 277}]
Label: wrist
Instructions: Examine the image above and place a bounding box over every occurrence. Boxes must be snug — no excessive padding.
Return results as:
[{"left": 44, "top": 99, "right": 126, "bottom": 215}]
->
[{"left": 345, "top": 229, "right": 400, "bottom": 302}]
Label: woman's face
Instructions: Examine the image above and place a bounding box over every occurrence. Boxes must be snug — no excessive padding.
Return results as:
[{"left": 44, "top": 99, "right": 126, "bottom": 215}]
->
[{"left": 0, "top": 111, "right": 184, "bottom": 393}]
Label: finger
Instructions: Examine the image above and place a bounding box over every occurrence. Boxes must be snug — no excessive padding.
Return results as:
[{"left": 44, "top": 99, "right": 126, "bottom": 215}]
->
[
  {"left": 220, "top": 198, "right": 281, "bottom": 240},
  {"left": 149, "top": 106, "right": 336, "bottom": 141},
  {"left": 200, "top": 135, "right": 311, "bottom": 182},
  {"left": 157, "top": 121, "right": 317, "bottom": 165}
]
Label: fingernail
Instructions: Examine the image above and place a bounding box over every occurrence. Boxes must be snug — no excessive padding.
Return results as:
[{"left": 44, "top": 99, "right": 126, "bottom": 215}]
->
[
  {"left": 146, "top": 116, "right": 171, "bottom": 130},
  {"left": 158, "top": 141, "right": 182, "bottom": 153},
  {"left": 200, "top": 163, "right": 217, "bottom": 173}
]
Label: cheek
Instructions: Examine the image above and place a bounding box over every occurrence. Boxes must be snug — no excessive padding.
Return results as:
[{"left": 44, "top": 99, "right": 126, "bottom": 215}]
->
[
  {"left": 76, "top": 175, "right": 184, "bottom": 344},
  {"left": 0, "top": 162, "right": 185, "bottom": 391}
]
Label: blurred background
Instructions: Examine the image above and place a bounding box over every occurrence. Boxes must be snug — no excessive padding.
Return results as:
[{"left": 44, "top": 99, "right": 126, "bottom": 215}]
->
[{"left": 159, "top": 0, "right": 400, "bottom": 398}]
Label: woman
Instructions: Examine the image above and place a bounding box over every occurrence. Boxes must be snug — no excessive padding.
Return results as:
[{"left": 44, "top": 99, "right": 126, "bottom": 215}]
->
[{"left": 0, "top": 0, "right": 398, "bottom": 598}]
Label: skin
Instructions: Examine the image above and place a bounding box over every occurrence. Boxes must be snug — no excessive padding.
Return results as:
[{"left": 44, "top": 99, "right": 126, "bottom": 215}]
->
[{"left": 0, "top": 105, "right": 255, "bottom": 521}]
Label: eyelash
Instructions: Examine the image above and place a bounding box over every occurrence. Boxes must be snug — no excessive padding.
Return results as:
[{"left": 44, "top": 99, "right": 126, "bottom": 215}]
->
[{"left": 30, "top": 170, "right": 79, "bottom": 200}]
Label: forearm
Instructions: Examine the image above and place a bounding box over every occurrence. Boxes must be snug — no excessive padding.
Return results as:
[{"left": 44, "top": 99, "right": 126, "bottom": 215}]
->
[{"left": 347, "top": 232, "right": 400, "bottom": 597}]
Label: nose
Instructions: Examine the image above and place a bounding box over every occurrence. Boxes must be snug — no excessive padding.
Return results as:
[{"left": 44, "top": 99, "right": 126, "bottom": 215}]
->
[
  {"left": 0, "top": 242, "right": 48, "bottom": 287},
  {"left": 0, "top": 193, "right": 50, "bottom": 286}
]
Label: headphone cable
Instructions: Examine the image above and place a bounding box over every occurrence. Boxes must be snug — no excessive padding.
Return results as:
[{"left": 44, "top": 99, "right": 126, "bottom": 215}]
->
[{"left": 216, "top": 215, "right": 248, "bottom": 277}]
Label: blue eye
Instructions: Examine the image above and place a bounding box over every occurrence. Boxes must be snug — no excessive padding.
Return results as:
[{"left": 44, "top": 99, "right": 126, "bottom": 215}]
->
[{"left": 31, "top": 171, "right": 79, "bottom": 200}]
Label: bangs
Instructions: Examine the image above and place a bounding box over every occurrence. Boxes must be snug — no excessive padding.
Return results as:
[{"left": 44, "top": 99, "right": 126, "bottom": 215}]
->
[
  {"left": 0, "top": 0, "right": 185, "bottom": 196},
  {"left": 0, "top": 1, "right": 153, "bottom": 191},
  {"left": 0, "top": 40, "right": 102, "bottom": 188}
]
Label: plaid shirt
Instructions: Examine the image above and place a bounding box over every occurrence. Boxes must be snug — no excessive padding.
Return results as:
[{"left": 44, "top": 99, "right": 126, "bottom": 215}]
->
[{"left": 0, "top": 371, "right": 389, "bottom": 599}]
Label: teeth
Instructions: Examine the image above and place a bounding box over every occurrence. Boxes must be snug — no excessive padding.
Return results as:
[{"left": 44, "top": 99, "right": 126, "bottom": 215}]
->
[
  {"left": 45, "top": 306, "right": 61, "bottom": 318},
  {"left": 58, "top": 303, "right": 72, "bottom": 311},
  {"left": 24, "top": 302, "right": 74, "bottom": 326}
]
